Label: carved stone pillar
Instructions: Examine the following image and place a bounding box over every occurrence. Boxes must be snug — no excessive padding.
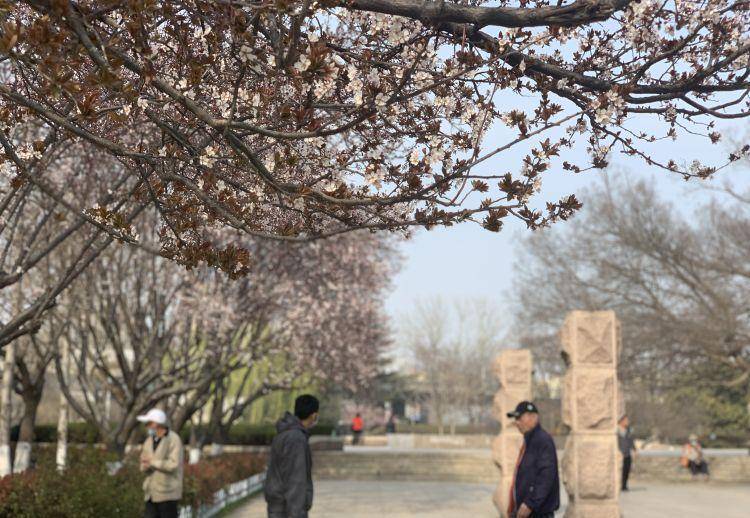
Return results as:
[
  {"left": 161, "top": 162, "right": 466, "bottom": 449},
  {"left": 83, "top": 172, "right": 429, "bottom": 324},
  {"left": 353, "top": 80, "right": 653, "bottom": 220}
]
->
[
  {"left": 560, "top": 311, "right": 621, "bottom": 518},
  {"left": 491, "top": 349, "right": 532, "bottom": 517}
]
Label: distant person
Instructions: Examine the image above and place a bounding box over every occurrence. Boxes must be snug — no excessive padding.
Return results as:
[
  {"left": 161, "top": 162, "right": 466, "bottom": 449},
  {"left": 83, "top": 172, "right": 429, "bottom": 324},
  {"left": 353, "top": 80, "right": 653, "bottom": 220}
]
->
[
  {"left": 138, "top": 408, "right": 184, "bottom": 518},
  {"left": 265, "top": 394, "right": 319, "bottom": 518},
  {"left": 618, "top": 414, "right": 636, "bottom": 491},
  {"left": 385, "top": 413, "right": 397, "bottom": 434},
  {"left": 506, "top": 401, "right": 560, "bottom": 518},
  {"left": 351, "top": 413, "right": 364, "bottom": 445},
  {"left": 680, "top": 433, "right": 709, "bottom": 480}
]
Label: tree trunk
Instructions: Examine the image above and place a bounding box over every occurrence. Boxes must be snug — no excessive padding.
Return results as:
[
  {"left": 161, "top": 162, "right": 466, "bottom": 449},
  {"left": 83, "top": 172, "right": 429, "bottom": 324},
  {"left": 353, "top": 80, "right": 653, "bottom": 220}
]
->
[
  {"left": 188, "top": 426, "right": 201, "bottom": 465},
  {"left": 207, "top": 384, "right": 225, "bottom": 456},
  {"left": 13, "top": 390, "right": 41, "bottom": 473},
  {"left": 209, "top": 426, "right": 229, "bottom": 457},
  {"left": 0, "top": 341, "right": 16, "bottom": 477},
  {"left": 56, "top": 339, "right": 70, "bottom": 472}
]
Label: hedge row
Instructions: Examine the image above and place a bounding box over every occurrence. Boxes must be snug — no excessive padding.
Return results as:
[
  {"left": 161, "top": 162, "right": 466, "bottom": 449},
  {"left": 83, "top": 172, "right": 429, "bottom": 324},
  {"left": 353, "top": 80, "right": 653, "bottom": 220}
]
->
[
  {"left": 367, "top": 422, "right": 500, "bottom": 435},
  {"left": 0, "top": 447, "right": 266, "bottom": 518},
  {"left": 179, "top": 422, "right": 335, "bottom": 446},
  {"left": 12, "top": 422, "right": 335, "bottom": 446},
  {"left": 10, "top": 423, "right": 99, "bottom": 444}
]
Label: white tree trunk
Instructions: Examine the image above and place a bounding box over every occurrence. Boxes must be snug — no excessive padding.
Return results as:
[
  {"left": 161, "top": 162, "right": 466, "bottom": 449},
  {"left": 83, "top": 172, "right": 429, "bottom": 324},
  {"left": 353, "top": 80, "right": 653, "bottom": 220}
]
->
[
  {"left": 209, "top": 443, "right": 223, "bottom": 456},
  {"left": 12, "top": 441, "right": 30, "bottom": 473},
  {"left": 0, "top": 341, "right": 16, "bottom": 477},
  {"left": 188, "top": 447, "right": 202, "bottom": 464},
  {"left": 56, "top": 339, "right": 70, "bottom": 472},
  {"left": 103, "top": 389, "right": 112, "bottom": 422}
]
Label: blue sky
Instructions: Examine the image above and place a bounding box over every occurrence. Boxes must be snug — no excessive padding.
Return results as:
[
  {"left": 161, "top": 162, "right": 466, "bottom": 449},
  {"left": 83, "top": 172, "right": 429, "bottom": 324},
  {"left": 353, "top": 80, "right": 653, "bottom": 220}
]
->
[{"left": 385, "top": 116, "right": 749, "bottom": 329}]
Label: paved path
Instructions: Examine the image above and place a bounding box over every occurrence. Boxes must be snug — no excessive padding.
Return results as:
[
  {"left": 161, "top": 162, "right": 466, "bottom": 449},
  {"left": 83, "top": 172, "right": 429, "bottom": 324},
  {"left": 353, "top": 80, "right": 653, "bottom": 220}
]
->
[{"left": 230, "top": 480, "right": 750, "bottom": 517}]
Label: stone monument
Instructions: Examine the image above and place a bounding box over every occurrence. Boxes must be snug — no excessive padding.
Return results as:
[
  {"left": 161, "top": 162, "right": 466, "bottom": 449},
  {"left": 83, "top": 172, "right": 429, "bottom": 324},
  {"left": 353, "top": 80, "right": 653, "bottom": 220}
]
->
[
  {"left": 560, "top": 310, "right": 621, "bottom": 518},
  {"left": 491, "top": 349, "right": 532, "bottom": 517}
]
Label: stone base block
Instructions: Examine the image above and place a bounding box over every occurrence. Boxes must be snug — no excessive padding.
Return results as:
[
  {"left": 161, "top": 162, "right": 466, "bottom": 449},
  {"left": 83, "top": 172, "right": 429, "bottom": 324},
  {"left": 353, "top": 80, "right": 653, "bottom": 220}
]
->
[
  {"left": 577, "top": 437, "right": 617, "bottom": 499},
  {"left": 564, "top": 502, "right": 620, "bottom": 518}
]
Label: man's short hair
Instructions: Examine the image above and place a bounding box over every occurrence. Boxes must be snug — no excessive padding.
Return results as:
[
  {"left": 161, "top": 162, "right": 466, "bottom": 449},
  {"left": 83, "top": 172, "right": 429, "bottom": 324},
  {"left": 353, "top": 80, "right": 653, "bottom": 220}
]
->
[{"left": 295, "top": 394, "right": 320, "bottom": 420}]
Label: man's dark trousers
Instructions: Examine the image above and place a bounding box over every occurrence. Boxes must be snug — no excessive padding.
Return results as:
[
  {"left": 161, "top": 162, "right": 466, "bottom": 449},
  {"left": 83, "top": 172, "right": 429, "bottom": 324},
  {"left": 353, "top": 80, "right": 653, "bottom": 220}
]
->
[
  {"left": 268, "top": 503, "right": 308, "bottom": 518},
  {"left": 622, "top": 454, "right": 632, "bottom": 490},
  {"left": 144, "top": 499, "right": 178, "bottom": 518}
]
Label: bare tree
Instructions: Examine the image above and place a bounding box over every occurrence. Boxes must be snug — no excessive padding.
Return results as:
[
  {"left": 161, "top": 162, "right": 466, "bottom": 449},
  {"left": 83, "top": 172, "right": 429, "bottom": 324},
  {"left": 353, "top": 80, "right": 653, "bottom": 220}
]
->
[
  {"left": 53, "top": 242, "right": 224, "bottom": 455},
  {"left": 404, "top": 297, "right": 505, "bottom": 432},
  {"left": 512, "top": 174, "right": 750, "bottom": 440}
]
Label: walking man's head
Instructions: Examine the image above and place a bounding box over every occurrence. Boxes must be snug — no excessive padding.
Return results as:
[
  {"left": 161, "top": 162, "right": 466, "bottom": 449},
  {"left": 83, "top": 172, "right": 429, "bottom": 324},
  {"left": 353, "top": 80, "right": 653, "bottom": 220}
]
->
[
  {"left": 294, "top": 394, "right": 320, "bottom": 429},
  {"left": 136, "top": 408, "right": 169, "bottom": 438},
  {"left": 507, "top": 401, "right": 539, "bottom": 434},
  {"left": 618, "top": 414, "right": 629, "bottom": 428}
]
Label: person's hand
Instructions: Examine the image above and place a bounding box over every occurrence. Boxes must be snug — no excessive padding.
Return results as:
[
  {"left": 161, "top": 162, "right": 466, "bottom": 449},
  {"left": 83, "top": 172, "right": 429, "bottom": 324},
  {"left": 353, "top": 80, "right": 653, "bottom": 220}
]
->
[
  {"left": 517, "top": 503, "right": 532, "bottom": 518},
  {"left": 141, "top": 458, "right": 151, "bottom": 470}
]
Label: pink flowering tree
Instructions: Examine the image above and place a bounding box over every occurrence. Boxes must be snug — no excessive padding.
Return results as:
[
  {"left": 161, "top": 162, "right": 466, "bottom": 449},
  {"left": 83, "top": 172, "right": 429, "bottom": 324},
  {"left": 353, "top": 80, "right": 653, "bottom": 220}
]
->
[
  {"left": 171, "top": 231, "right": 396, "bottom": 456},
  {"left": 46, "top": 222, "right": 394, "bottom": 456}
]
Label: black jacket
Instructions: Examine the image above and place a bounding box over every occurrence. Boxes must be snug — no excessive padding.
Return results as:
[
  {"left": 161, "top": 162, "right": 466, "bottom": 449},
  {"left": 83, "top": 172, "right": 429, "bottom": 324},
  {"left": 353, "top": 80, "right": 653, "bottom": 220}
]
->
[
  {"left": 514, "top": 424, "right": 560, "bottom": 515},
  {"left": 264, "top": 412, "right": 313, "bottom": 517},
  {"left": 618, "top": 426, "right": 635, "bottom": 457}
]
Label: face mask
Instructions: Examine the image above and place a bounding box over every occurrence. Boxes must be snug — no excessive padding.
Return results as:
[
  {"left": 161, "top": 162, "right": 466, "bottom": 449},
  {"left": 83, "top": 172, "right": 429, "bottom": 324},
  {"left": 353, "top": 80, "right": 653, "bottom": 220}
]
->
[{"left": 147, "top": 428, "right": 157, "bottom": 437}]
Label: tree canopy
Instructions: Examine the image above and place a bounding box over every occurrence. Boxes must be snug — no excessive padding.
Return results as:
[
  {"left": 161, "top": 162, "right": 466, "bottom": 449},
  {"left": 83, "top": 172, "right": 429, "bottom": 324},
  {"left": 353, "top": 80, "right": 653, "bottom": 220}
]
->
[{"left": 1, "top": 0, "right": 747, "bottom": 276}]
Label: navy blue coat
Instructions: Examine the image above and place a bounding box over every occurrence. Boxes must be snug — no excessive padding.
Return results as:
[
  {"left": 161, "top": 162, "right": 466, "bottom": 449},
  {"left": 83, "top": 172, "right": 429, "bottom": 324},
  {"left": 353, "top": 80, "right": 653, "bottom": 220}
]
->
[{"left": 514, "top": 424, "right": 560, "bottom": 515}]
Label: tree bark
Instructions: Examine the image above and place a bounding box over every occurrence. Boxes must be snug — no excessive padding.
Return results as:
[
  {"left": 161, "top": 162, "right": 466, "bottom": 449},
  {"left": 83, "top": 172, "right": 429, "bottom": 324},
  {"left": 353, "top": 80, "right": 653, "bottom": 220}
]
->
[
  {"left": 188, "top": 426, "right": 201, "bottom": 464},
  {"left": 0, "top": 341, "right": 16, "bottom": 476},
  {"left": 55, "top": 338, "right": 70, "bottom": 472},
  {"left": 13, "top": 389, "right": 41, "bottom": 472}
]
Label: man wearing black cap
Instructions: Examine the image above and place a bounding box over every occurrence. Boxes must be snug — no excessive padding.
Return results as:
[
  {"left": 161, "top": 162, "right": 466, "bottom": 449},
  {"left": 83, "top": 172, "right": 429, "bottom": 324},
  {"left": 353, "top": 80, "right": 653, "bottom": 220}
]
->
[{"left": 506, "top": 401, "right": 560, "bottom": 518}]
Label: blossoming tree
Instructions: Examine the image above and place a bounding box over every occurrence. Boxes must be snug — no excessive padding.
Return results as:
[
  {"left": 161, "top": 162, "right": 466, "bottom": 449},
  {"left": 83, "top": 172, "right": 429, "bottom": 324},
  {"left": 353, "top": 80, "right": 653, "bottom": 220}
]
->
[
  {"left": 1, "top": 0, "right": 746, "bottom": 276},
  {"left": 48, "top": 223, "right": 393, "bottom": 456}
]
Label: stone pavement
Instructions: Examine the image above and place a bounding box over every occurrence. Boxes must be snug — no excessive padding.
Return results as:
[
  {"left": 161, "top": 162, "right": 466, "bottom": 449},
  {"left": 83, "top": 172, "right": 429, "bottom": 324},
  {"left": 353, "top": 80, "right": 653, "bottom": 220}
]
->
[{"left": 230, "top": 480, "right": 750, "bottom": 517}]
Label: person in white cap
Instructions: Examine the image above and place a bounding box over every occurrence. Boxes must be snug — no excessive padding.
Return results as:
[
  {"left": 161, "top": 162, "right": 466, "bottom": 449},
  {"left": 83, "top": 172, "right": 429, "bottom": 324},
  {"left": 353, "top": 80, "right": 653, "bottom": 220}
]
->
[{"left": 137, "top": 408, "right": 184, "bottom": 518}]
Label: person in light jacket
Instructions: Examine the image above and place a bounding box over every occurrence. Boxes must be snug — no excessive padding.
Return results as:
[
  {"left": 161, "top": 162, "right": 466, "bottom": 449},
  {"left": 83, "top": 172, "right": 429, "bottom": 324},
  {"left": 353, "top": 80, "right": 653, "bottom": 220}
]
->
[
  {"left": 265, "top": 394, "right": 319, "bottom": 518},
  {"left": 138, "top": 408, "right": 184, "bottom": 518}
]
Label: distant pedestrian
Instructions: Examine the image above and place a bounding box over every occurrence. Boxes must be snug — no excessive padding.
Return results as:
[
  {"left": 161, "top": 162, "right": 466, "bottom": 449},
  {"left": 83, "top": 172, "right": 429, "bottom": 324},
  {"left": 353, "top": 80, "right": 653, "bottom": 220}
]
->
[
  {"left": 680, "top": 433, "right": 709, "bottom": 480},
  {"left": 385, "top": 414, "right": 397, "bottom": 434},
  {"left": 351, "top": 413, "right": 364, "bottom": 445},
  {"left": 506, "top": 401, "right": 560, "bottom": 518},
  {"left": 618, "top": 414, "right": 636, "bottom": 491},
  {"left": 138, "top": 408, "right": 184, "bottom": 518},
  {"left": 265, "top": 394, "right": 320, "bottom": 518}
]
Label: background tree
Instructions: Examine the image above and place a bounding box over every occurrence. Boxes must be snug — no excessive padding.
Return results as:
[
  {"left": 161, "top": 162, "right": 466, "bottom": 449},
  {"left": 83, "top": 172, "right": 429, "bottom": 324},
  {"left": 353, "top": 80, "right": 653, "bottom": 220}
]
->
[
  {"left": 45, "top": 223, "right": 395, "bottom": 456},
  {"left": 0, "top": 127, "right": 146, "bottom": 348},
  {"left": 404, "top": 297, "right": 504, "bottom": 433},
  {"left": 512, "top": 174, "right": 750, "bottom": 443}
]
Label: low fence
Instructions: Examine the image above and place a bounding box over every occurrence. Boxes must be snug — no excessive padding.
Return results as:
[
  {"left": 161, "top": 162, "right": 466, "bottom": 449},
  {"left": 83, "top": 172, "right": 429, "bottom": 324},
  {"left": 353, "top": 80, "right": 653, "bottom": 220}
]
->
[
  {"left": 178, "top": 471, "right": 266, "bottom": 518},
  {"left": 385, "top": 433, "right": 494, "bottom": 449},
  {"left": 632, "top": 449, "right": 750, "bottom": 483},
  {"left": 313, "top": 449, "right": 496, "bottom": 483}
]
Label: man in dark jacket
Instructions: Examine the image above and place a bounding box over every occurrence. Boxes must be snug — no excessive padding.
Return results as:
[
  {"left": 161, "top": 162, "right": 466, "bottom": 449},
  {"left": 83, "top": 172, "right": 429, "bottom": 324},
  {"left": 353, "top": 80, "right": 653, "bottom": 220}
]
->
[
  {"left": 618, "top": 414, "right": 636, "bottom": 491},
  {"left": 506, "top": 401, "right": 560, "bottom": 518},
  {"left": 264, "top": 395, "right": 319, "bottom": 518}
]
